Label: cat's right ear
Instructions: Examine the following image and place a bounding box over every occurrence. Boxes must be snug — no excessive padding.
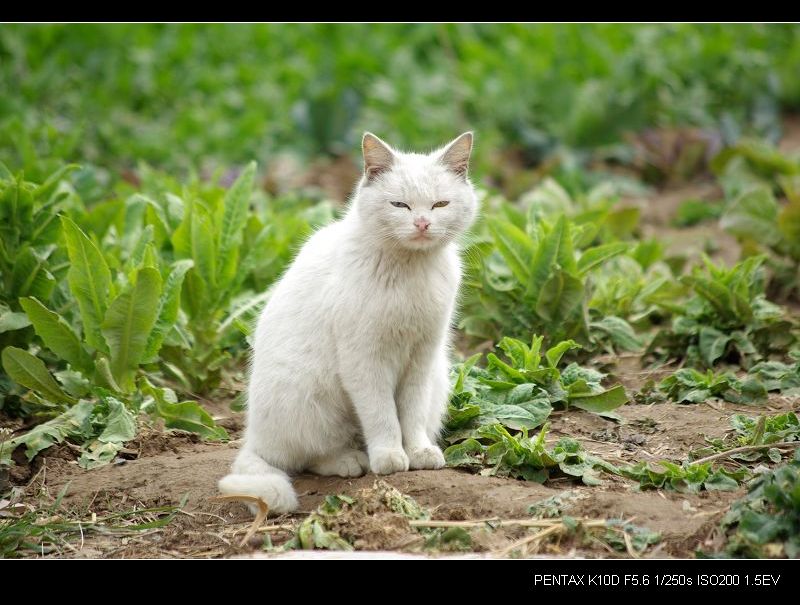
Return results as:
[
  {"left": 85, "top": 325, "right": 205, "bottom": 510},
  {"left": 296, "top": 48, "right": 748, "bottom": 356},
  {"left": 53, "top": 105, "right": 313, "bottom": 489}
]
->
[{"left": 362, "top": 132, "right": 395, "bottom": 183}]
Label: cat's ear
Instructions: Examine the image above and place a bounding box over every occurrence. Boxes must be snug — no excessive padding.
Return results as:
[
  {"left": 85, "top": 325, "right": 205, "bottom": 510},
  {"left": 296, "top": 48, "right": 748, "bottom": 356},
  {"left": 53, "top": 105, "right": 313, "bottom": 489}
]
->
[
  {"left": 362, "top": 132, "right": 395, "bottom": 183},
  {"left": 439, "top": 131, "right": 473, "bottom": 179}
]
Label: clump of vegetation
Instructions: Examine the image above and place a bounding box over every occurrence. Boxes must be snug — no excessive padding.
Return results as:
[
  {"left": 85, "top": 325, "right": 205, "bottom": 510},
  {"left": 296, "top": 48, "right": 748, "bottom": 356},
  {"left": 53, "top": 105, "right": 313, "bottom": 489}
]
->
[
  {"left": 673, "top": 198, "right": 724, "bottom": 227},
  {"left": 691, "top": 412, "right": 800, "bottom": 465},
  {"left": 444, "top": 335, "right": 625, "bottom": 484},
  {"left": 659, "top": 368, "right": 767, "bottom": 404},
  {"left": 713, "top": 449, "right": 800, "bottom": 558},
  {"left": 647, "top": 256, "right": 795, "bottom": 368},
  {"left": 445, "top": 423, "right": 619, "bottom": 485},
  {"left": 621, "top": 459, "right": 747, "bottom": 493},
  {"left": 460, "top": 207, "right": 630, "bottom": 346},
  {"left": 0, "top": 165, "right": 75, "bottom": 353},
  {"left": 715, "top": 140, "right": 800, "bottom": 298}
]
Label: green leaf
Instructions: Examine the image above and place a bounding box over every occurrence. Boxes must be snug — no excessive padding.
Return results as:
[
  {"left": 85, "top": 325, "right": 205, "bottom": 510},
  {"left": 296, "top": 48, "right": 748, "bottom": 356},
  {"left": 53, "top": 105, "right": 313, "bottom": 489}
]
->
[
  {"left": 545, "top": 339, "right": 580, "bottom": 369},
  {"left": 1, "top": 346, "right": 76, "bottom": 404},
  {"left": 78, "top": 441, "right": 124, "bottom": 470},
  {"left": 528, "top": 221, "right": 561, "bottom": 297},
  {"left": 142, "top": 381, "right": 228, "bottom": 441},
  {"left": 61, "top": 216, "right": 112, "bottom": 353},
  {"left": 6, "top": 400, "right": 94, "bottom": 461},
  {"left": 95, "top": 356, "right": 123, "bottom": 392},
  {"left": 173, "top": 201, "right": 217, "bottom": 295},
  {"left": 126, "top": 224, "right": 155, "bottom": 273},
  {"left": 536, "top": 271, "right": 584, "bottom": 323},
  {"left": 218, "top": 162, "right": 256, "bottom": 290},
  {"left": 35, "top": 164, "right": 79, "bottom": 201},
  {"left": 554, "top": 216, "right": 577, "bottom": 274},
  {"left": 720, "top": 186, "right": 781, "bottom": 247},
  {"left": 143, "top": 260, "right": 193, "bottom": 362},
  {"left": 570, "top": 385, "right": 628, "bottom": 412},
  {"left": 55, "top": 369, "right": 91, "bottom": 398},
  {"left": 0, "top": 304, "right": 30, "bottom": 334},
  {"left": 577, "top": 242, "right": 628, "bottom": 275},
  {"left": 682, "top": 275, "right": 742, "bottom": 324},
  {"left": 704, "top": 470, "right": 742, "bottom": 491},
  {"left": 101, "top": 267, "right": 162, "bottom": 392},
  {"left": 486, "top": 353, "right": 526, "bottom": 383},
  {"left": 777, "top": 200, "right": 800, "bottom": 256},
  {"left": 590, "top": 316, "right": 643, "bottom": 352},
  {"left": 445, "top": 400, "right": 481, "bottom": 430},
  {"left": 486, "top": 217, "right": 533, "bottom": 285},
  {"left": 20, "top": 297, "right": 92, "bottom": 373},
  {"left": 98, "top": 397, "right": 137, "bottom": 443},
  {"left": 479, "top": 403, "right": 551, "bottom": 431},
  {"left": 453, "top": 353, "right": 482, "bottom": 393},
  {"left": 11, "top": 246, "right": 56, "bottom": 301},
  {"left": 444, "top": 439, "right": 484, "bottom": 467},
  {"left": 698, "top": 326, "right": 731, "bottom": 366}
]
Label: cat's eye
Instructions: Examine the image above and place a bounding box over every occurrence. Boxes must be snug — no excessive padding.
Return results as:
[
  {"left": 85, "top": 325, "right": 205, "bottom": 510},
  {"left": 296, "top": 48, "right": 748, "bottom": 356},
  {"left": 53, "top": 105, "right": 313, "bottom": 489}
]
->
[
  {"left": 390, "top": 201, "right": 410, "bottom": 210},
  {"left": 432, "top": 201, "right": 450, "bottom": 209}
]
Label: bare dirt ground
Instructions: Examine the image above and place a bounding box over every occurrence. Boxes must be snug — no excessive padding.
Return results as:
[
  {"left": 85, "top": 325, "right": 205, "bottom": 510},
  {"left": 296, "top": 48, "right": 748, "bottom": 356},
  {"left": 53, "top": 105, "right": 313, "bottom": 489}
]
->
[{"left": 3, "top": 118, "right": 799, "bottom": 559}]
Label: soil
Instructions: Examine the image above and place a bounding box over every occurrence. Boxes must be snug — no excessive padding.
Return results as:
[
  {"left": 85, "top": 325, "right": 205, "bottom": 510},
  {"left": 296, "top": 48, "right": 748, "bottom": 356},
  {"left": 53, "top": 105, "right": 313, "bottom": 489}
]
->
[{"left": 3, "top": 119, "right": 800, "bottom": 559}]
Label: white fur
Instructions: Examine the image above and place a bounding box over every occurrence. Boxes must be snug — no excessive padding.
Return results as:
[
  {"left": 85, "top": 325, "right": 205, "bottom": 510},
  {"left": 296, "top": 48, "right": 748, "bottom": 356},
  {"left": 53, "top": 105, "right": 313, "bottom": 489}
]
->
[{"left": 218, "top": 132, "right": 478, "bottom": 513}]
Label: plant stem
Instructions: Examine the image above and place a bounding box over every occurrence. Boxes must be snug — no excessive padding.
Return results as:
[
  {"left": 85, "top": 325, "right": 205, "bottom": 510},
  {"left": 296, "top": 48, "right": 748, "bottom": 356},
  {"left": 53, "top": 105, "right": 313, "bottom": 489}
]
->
[{"left": 690, "top": 441, "right": 800, "bottom": 466}]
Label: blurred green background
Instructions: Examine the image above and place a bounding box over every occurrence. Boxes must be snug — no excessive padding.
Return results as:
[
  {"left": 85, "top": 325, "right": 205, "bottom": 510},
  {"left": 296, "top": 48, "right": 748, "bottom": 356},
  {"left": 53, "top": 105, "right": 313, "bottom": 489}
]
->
[{"left": 3, "top": 23, "right": 800, "bottom": 191}]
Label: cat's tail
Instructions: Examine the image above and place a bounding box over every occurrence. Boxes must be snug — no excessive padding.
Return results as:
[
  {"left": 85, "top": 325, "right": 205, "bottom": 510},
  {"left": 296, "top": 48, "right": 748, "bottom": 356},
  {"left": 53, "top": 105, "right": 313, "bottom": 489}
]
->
[{"left": 218, "top": 449, "right": 298, "bottom": 513}]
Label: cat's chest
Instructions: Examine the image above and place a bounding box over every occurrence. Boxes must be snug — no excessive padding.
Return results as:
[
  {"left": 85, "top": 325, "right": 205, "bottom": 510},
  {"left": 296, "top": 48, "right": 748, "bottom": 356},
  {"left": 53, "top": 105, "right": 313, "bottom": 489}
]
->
[{"left": 339, "top": 253, "right": 458, "bottom": 339}]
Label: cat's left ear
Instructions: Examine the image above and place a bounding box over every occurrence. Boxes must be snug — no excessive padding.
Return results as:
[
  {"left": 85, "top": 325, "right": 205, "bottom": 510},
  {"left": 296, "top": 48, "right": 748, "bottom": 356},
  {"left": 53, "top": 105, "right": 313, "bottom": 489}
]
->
[
  {"left": 439, "top": 132, "right": 473, "bottom": 179},
  {"left": 363, "top": 132, "right": 396, "bottom": 183}
]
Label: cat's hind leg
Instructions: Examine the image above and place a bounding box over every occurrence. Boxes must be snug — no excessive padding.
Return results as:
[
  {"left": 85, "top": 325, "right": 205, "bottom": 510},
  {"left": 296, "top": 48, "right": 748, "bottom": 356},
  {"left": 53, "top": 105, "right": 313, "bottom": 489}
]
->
[
  {"left": 309, "top": 449, "right": 369, "bottom": 477},
  {"left": 425, "top": 352, "right": 450, "bottom": 445}
]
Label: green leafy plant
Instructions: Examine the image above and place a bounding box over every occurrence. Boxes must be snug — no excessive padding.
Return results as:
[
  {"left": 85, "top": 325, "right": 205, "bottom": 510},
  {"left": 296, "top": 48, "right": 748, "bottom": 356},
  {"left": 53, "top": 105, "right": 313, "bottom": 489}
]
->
[
  {"left": 713, "top": 139, "right": 800, "bottom": 298},
  {"left": 139, "top": 165, "right": 336, "bottom": 393},
  {"left": 620, "top": 459, "right": 747, "bottom": 493},
  {"left": 720, "top": 185, "right": 800, "bottom": 298},
  {"left": 0, "top": 165, "right": 76, "bottom": 350},
  {"left": 1, "top": 215, "right": 226, "bottom": 467},
  {"left": 5, "top": 25, "right": 798, "bottom": 182},
  {"left": 647, "top": 255, "right": 795, "bottom": 368},
  {"left": 673, "top": 198, "right": 724, "bottom": 227},
  {"left": 460, "top": 204, "right": 630, "bottom": 345},
  {"left": 659, "top": 368, "right": 767, "bottom": 404},
  {"left": 445, "top": 422, "right": 619, "bottom": 485},
  {"left": 446, "top": 336, "right": 628, "bottom": 445},
  {"left": 0, "top": 395, "right": 137, "bottom": 469},
  {"left": 692, "top": 412, "right": 800, "bottom": 465},
  {"left": 601, "top": 520, "right": 662, "bottom": 554},
  {"left": 748, "top": 352, "right": 800, "bottom": 393},
  {"left": 713, "top": 449, "right": 800, "bottom": 558},
  {"left": 589, "top": 249, "right": 684, "bottom": 339},
  {"left": 3, "top": 215, "right": 179, "bottom": 393}
]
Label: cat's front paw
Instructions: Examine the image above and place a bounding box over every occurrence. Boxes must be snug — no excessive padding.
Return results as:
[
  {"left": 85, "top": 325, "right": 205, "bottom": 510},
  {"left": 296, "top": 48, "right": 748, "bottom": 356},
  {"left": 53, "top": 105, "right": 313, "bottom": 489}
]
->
[
  {"left": 406, "top": 445, "right": 445, "bottom": 470},
  {"left": 369, "top": 447, "right": 410, "bottom": 475}
]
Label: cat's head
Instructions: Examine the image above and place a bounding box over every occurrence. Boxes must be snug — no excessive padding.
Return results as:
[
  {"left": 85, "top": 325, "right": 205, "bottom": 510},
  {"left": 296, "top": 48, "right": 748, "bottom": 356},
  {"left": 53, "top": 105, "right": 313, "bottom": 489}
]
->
[{"left": 355, "top": 132, "right": 478, "bottom": 251}]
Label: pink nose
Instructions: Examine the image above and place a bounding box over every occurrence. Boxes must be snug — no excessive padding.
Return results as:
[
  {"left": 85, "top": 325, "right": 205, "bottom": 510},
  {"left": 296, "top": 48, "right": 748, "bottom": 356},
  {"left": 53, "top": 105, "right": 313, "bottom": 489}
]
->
[{"left": 414, "top": 217, "right": 431, "bottom": 232}]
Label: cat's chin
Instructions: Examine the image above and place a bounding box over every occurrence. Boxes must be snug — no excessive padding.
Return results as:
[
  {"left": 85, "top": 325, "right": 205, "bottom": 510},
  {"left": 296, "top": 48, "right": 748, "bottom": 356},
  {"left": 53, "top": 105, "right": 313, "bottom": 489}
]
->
[{"left": 401, "top": 234, "right": 444, "bottom": 251}]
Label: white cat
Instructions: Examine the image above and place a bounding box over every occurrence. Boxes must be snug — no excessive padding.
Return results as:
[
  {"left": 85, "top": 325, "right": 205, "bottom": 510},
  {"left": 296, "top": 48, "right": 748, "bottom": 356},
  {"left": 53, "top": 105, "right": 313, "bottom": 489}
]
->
[{"left": 218, "top": 132, "right": 478, "bottom": 513}]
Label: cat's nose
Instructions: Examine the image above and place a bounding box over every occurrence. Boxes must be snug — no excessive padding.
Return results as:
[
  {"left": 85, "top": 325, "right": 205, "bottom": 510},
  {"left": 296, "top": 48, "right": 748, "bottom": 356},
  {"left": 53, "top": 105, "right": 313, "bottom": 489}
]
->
[{"left": 414, "top": 217, "right": 431, "bottom": 232}]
